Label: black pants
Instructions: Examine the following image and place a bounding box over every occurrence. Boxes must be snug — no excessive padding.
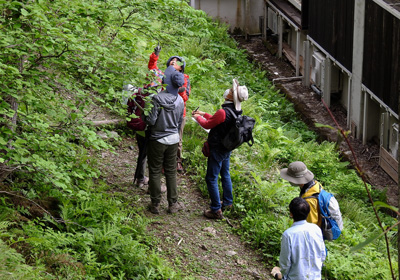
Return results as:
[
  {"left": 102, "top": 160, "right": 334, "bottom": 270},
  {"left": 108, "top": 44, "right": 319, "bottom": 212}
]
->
[{"left": 134, "top": 133, "right": 147, "bottom": 182}]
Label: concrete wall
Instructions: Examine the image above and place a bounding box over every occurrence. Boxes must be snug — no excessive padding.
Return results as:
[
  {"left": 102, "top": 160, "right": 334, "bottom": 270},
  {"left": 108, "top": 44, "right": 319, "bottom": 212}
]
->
[
  {"left": 351, "top": 0, "right": 365, "bottom": 139},
  {"left": 193, "top": 0, "right": 264, "bottom": 34},
  {"left": 287, "top": 30, "right": 306, "bottom": 60}
]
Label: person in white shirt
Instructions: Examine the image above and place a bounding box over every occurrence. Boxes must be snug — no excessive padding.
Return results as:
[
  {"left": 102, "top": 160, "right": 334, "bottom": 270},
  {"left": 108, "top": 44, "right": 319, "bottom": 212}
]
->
[{"left": 272, "top": 197, "right": 326, "bottom": 280}]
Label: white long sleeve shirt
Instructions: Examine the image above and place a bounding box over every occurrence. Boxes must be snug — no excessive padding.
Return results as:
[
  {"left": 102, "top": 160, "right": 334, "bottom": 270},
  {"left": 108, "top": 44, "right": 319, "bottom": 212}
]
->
[{"left": 279, "top": 220, "right": 326, "bottom": 280}]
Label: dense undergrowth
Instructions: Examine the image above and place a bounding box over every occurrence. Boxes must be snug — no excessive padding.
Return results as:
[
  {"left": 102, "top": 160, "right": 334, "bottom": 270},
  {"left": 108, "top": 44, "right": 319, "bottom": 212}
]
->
[{"left": 0, "top": 0, "right": 397, "bottom": 279}]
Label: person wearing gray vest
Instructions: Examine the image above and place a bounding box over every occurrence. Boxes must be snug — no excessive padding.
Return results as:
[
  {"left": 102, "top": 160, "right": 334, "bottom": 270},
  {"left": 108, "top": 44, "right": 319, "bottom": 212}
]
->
[{"left": 145, "top": 60, "right": 185, "bottom": 214}]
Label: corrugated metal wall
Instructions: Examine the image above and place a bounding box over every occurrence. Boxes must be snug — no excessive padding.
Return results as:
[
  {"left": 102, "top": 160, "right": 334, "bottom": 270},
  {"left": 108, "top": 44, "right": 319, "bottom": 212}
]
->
[
  {"left": 307, "top": 0, "right": 354, "bottom": 71},
  {"left": 363, "top": 1, "right": 400, "bottom": 114}
]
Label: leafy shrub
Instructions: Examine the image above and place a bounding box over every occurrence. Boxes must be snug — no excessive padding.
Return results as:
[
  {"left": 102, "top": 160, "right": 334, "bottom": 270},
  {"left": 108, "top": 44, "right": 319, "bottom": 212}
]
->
[
  {"left": 181, "top": 9, "right": 398, "bottom": 277},
  {"left": 0, "top": 0, "right": 397, "bottom": 279}
]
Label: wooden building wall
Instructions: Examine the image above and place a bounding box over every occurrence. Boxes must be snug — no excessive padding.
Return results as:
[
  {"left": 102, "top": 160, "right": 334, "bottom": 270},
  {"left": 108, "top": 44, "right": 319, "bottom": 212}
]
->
[
  {"left": 363, "top": 1, "right": 400, "bottom": 114},
  {"left": 307, "top": 0, "right": 354, "bottom": 71}
]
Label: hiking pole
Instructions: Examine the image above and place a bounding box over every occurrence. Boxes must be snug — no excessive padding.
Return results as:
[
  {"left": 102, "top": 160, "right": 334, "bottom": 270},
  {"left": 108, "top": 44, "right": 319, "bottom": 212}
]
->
[{"left": 131, "top": 98, "right": 144, "bottom": 112}]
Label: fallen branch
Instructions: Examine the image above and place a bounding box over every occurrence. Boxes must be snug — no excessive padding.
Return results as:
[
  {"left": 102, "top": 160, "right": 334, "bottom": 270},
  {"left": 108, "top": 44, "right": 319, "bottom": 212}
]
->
[
  {"left": 224, "top": 216, "right": 234, "bottom": 228},
  {"left": 90, "top": 119, "right": 125, "bottom": 126}
]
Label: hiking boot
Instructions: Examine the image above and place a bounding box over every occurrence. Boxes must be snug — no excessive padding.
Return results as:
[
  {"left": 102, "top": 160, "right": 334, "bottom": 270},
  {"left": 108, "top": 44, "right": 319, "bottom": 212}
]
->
[
  {"left": 177, "top": 162, "right": 184, "bottom": 173},
  {"left": 220, "top": 200, "right": 233, "bottom": 212},
  {"left": 203, "top": 209, "right": 223, "bottom": 219},
  {"left": 222, "top": 204, "right": 233, "bottom": 212},
  {"left": 148, "top": 203, "right": 160, "bottom": 214},
  {"left": 136, "top": 176, "right": 149, "bottom": 188},
  {"left": 167, "top": 201, "right": 185, "bottom": 214}
]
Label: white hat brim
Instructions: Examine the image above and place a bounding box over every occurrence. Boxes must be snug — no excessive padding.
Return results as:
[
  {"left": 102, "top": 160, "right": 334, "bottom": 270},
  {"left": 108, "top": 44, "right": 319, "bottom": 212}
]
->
[{"left": 233, "top": 79, "right": 241, "bottom": 111}]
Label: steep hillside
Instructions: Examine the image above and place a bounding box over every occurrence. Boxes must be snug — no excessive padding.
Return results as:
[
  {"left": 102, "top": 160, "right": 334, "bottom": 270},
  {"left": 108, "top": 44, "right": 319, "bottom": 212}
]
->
[{"left": 0, "top": 1, "right": 397, "bottom": 279}]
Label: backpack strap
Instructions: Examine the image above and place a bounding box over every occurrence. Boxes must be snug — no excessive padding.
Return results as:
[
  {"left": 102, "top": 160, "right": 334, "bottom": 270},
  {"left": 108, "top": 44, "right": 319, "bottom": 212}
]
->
[
  {"left": 303, "top": 182, "right": 321, "bottom": 199},
  {"left": 223, "top": 106, "right": 237, "bottom": 119},
  {"left": 247, "top": 133, "right": 255, "bottom": 147},
  {"left": 303, "top": 193, "right": 319, "bottom": 200}
]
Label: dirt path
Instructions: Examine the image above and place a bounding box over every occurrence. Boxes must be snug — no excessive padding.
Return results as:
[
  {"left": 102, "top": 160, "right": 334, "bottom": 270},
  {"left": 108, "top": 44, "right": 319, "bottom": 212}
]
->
[{"left": 98, "top": 137, "right": 273, "bottom": 280}]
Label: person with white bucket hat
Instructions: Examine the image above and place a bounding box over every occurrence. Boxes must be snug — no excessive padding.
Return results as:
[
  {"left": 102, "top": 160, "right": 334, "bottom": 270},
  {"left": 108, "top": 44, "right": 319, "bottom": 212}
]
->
[{"left": 192, "top": 79, "right": 248, "bottom": 219}]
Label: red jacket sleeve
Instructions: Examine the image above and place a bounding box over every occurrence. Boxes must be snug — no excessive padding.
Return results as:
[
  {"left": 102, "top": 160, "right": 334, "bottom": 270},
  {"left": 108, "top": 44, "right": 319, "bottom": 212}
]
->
[
  {"left": 179, "top": 75, "right": 190, "bottom": 103},
  {"left": 148, "top": 53, "right": 159, "bottom": 71},
  {"left": 183, "top": 74, "right": 191, "bottom": 96},
  {"left": 178, "top": 90, "right": 188, "bottom": 117},
  {"left": 196, "top": 109, "right": 226, "bottom": 129},
  {"left": 178, "top": 75, "right": 190, "bottom": 117}
]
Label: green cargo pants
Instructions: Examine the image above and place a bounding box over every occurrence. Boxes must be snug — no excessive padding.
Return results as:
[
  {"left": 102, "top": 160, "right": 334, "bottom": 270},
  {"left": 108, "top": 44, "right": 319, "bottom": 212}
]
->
[{"left": 147, "top": 140, "right": 178, "bottom": 205}]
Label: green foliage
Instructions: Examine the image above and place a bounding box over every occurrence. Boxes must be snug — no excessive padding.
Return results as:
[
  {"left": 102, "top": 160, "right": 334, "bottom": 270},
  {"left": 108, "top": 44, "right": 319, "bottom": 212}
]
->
[
  {"left": 0, "top": 222, "right": 52, "bottom": 279},
  {"left": 234, "top": 181, "right": 295, "bottom": 262},
  {"left": 179, "top": 6, "right": 398, "bottom": 278},
  {"left": 23, "top": 218, "right": 173, "bottom": 279},
  {"left": 0, "top": 0, "right": 210, "bottom": 278},
  {"left": 325, "top": 240, "right": 395, "bottom": 280},
  {"left": 0, "top": 0, "right": 397, "bottom": 279}
]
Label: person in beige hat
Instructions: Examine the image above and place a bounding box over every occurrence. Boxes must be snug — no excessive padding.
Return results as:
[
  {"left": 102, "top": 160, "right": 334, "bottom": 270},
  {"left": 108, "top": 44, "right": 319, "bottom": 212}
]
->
[
  {"left": 280, "top": 161, "right": 343, "bottom": 230},
  {"left": 192, "top": 79, "right": 248, "bottom": 219},
  {"left": 280, "top": 161, "right": 321, "bottom": 226}
]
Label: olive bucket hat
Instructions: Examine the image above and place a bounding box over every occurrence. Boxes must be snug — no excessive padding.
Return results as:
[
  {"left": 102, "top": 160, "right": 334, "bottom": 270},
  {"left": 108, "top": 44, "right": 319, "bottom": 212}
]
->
[{"left": 280, "top": 161, "right": 314, "bottom": 185}]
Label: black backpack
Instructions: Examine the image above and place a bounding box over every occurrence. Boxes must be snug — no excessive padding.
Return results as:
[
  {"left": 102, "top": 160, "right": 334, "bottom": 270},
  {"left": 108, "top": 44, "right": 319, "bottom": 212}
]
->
[{"left": 221, "top": 107, "right": 255, "bottom": 151}]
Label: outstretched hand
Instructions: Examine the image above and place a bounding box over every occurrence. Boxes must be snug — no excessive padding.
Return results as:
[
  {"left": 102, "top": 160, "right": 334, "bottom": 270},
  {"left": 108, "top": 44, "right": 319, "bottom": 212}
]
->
[{"left": 154, "top": 43, "right": 161, "bottom": 56}]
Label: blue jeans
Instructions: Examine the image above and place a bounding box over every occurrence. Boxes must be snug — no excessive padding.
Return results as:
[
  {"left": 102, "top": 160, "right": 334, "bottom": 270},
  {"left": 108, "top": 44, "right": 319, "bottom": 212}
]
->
[{"left": 205, "top": 148, "right": 233, "bottom": 212}]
